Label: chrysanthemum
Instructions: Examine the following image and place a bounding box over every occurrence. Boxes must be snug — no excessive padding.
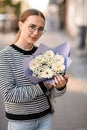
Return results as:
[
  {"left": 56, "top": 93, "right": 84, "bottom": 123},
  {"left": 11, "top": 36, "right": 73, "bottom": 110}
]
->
[
  {"left": 43, "top": 50, "right": 55, "bottom": 58},
  {"left": 52, "top": 62, "right": 65, "bottom": 73},
  {"left": 41, "top": 68, "right": 53, "bottom": 79},
  {"left": 29, "top": 59, "right": 39, "bottom": 70},
  {"left": 35, "top": 55, "right": 44, "bottom": 64},
  {"left": 53, "top": 54, "right": 65, "bottom": 63}
]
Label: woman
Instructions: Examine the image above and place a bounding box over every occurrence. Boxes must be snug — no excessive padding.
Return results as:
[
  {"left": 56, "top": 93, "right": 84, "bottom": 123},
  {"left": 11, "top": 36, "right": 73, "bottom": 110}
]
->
[{"left": 0, "top": 9, "right": 69, "bottom": 130}]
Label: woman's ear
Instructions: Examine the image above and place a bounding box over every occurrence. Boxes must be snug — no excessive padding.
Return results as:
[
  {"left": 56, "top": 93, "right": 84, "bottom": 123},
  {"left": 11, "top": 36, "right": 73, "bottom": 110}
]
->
[{"left": 18, "top": 21, "right": 23, "bottom": 31}]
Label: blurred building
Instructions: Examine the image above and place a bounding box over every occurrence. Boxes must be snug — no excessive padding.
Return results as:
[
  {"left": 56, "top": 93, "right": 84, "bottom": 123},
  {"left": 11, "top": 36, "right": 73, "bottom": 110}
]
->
[
  {"left": 0, "top": 0, "right": 21, "bottom": 32},
  {"left": 66, "top": 0, "right": 87, "bottom": 39},
  {"left": 0, "top": 0, "right": 86, "bottom": 38}
]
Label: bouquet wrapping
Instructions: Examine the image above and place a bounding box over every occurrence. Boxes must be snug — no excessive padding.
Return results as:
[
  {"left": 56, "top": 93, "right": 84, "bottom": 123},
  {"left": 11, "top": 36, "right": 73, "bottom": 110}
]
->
[{"left": 23, "top": 42, "right": 72, "bottom": 84}]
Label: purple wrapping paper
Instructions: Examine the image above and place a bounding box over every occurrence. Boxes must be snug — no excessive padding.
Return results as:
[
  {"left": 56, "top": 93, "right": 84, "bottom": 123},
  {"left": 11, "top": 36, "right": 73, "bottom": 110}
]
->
[{"left": 23, "top": 42, "right": 72, "bottom": 84}]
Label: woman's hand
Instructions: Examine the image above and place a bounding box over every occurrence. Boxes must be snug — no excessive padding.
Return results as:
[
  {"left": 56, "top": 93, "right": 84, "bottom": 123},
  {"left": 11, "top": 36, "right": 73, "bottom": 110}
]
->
[
  {"left": 44, "top": 74, "right": 70, "bottom": 90},
  {"left": 53, "top": 74, "right": 69, "bottom": 89}
]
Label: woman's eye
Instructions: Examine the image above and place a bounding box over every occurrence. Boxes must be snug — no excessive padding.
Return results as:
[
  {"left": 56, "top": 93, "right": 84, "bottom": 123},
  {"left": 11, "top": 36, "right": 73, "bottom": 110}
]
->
[
  {"left": 39, "top": 28, "right": 44, "bottom": 31},
  {"left": 30, "top": 25, "right": 36, "bottom": 29}
]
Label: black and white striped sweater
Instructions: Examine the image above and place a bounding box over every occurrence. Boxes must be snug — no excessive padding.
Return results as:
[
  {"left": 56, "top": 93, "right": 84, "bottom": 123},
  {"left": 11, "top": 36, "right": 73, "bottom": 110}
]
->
[{"left": 0, "top": 44, "right": 66, "bottom": 120}]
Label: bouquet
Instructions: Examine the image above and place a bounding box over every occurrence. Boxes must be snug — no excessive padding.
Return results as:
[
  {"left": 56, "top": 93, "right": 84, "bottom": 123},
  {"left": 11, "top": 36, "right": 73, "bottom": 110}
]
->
[
  {"left": 23, "top": 42, "right": 72, "bottom": 84},
  {"left": 29, "top": 50, "right": 65, "bottom": 79}
]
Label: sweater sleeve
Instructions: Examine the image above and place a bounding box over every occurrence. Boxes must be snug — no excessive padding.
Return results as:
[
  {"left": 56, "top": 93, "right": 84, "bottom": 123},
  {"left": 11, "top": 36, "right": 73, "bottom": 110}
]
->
[
  {"left": 0, "top": 51, "right": 44, "bottom": 103},
  {"left": 50, "top": 86, "right": 66, "bottom": 98},
  {"left": 42, "top": 82, "right": 67, "bottom": 98}
]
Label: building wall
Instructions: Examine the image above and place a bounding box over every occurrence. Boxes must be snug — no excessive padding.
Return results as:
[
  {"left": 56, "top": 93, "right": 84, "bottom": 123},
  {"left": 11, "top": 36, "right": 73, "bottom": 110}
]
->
[
  {"left": 66, "top": 0, "right": 77, "bottom": 37},
  {"left": 66, "top": 0, "right": 87, "bottom": 38}
]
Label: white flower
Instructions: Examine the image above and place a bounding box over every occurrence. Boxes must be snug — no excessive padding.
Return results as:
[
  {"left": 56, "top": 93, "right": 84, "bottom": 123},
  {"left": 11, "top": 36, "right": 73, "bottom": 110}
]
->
[
  {"left": 41, "top": 68, "right": 53, "bottom": 78},
  {"left": 60, "top": 64, "right": 65, "bottom": 72},
  {"left": 29, "top": 59, "right": 38, "bottom": 70},
  {"left": 52, "top": 62, "right": 65, "bottom": 73},
  {"left": 43, "top": 50, "right": 55, "bottom": 58},
  {"left": 34, "top": 55, "right": 44, "bottom": 64},
  {"left": 53, "top": 54, "right": 65, "bottom": 63}
]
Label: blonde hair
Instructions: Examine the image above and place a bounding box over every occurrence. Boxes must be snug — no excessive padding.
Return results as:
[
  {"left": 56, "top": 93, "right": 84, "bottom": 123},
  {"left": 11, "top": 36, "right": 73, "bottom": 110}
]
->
[{"left": 13, "top": 8, "right": 45, "bottom": 43}]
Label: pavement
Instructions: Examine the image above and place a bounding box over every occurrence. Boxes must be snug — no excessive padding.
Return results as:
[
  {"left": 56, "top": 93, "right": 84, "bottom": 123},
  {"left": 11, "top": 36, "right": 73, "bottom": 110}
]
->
[{"left": 0, "top": 31, "right": 87, "bottom": 130}]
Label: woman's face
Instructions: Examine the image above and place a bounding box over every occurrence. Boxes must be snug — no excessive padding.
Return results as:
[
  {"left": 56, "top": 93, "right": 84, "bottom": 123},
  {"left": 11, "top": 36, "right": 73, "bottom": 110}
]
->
[{"left": 19, "top": 15, "right": 45, "bottom": 45}]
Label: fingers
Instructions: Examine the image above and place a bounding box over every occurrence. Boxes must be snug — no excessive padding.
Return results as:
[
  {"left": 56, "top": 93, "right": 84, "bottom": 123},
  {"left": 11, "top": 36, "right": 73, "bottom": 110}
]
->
[
  {"left": 44, "top": 74, "right": 70, "bottom": 89},
  {"left": 54, "top": 75, "right": 65, "bottom": 86},
  {"left": 54, "top": 74, "right": 70, "bottom": 88},
  {"left": 64, "top": 74, "right": 70, "bottom": 83},
  {"left": 64, "top": 74, "right": 70, "bottom": 79}
]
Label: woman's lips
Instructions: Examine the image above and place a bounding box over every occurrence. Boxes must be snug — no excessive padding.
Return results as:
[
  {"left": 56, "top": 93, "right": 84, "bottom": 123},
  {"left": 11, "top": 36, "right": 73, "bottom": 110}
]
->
[{"left": 30, "top": 37, "right": 37, "bottom": 41}]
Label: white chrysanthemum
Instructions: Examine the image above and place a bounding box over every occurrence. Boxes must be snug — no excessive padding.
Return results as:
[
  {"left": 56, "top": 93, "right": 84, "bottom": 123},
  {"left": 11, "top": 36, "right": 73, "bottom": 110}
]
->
[
  {"left": 53, "top": 54, "right": 65, "bottom": 63},
  {"left": 43, "top": 50, "right": 55, "bottom": 58},
  {"left": 35, "top": 55, "right": 44, "bottom": 64},
  {"left": 42, "top": 58, "right": 52, "bottom": 68},
  {"left": 52, "top": 62, "right": 65, "bottom": 73},
  {"left": 32, "top": 67, "right": 42, "bottom": 77},
  {"left": 29, "top": 59, "right": 39, "bottom": 70},
  {"left": 41, "top": 68, "right": 53, "bottom": 79},
  {"left": 60, "top": 64, "right": 65, "bottom": 72}
]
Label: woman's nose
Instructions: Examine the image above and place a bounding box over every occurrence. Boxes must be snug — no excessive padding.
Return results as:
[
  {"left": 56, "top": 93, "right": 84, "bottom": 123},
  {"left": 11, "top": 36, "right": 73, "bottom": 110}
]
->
[{"left": 33, "top": 29, "right": 39, "bottom": 35}]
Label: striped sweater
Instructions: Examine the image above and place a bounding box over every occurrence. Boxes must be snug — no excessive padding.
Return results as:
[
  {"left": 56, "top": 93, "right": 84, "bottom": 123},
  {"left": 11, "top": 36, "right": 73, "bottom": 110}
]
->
[{"left": 0, "top": 44, "right": 66, "bottom": 120}]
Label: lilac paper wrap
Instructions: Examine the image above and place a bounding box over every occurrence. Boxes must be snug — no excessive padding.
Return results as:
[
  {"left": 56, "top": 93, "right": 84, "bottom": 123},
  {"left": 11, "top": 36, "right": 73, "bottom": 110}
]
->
[{"left": 23, "top": 42, "right": 72, "bottom": 84}]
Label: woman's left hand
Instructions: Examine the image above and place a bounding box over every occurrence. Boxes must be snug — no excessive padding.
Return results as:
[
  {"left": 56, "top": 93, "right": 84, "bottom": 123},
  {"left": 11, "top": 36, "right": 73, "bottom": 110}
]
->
[
  {"left": 53, "top": 74, "right": 69, "bottom": 89},
  {"left": 44, "top": 74, "right": 70, "bottom": 90}
]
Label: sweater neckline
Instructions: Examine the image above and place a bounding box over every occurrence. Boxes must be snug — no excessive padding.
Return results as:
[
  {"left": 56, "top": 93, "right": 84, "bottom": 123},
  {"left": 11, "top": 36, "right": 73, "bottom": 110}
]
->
[{"left": 10, "top": 44, "right": 38, "bottom": 55}]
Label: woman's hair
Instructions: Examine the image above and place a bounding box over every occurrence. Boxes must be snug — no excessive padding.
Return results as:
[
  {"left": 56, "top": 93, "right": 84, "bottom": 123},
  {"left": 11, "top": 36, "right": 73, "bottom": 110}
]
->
[{"left": 13, "top": 8, "right": 45, "bottom": 43}]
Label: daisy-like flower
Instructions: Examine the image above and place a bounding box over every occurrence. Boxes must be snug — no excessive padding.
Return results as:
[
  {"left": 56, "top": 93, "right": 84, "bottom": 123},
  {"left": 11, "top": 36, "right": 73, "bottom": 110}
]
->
[
  {"left": 53, "top": 54, "right": 65, "bottom": 63},
  {"left": 43, "top": 50, "right": 55, "bottom": 58},
  {"left": 60, "top": 64, "right": 66, "bottom": 72},
  {"left": 41, "top": 68, "right": 53, "bottom": 78},
  {"left": 52, "top": 62, "right": 65, "bottom": 73},
  {"left": 29, "top": 59, "right": 38, "bottom": 70},
  {"left": 34, "top": 55, "right": 44, "bottom": 64}
]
